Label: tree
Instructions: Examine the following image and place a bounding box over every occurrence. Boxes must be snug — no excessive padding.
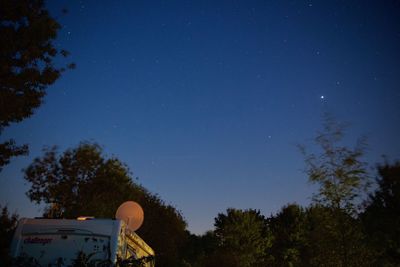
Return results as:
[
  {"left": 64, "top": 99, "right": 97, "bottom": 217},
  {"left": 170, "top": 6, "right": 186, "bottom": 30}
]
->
[
  {"left": 302, "top": 204, "right": 372, "bottom": 267},
  {"left": 24, "top": 143, "right": 140, "bottom": 218},
  {"left": 0, "top": 205, "right": 18, "bottom": 267},
  {"left": 0, "top": 0, "right": 73, "bottom": 171},
  {"left": 299, "top": 114, "right": 369, "bottom": 213},
  {"left": 267, "top": 204, "right": 307, "bottom": 267},
  {"left": 24, "top": 142, "right": 187, "bottom": 267},
  {"left": 362, "top": 161, "right": 400, "bottom": 266},
  {"left": 181, "top": 231, "right": 218, "bottom": 267},
  {"left": 213, "top": 208, "right": 271, "bottom": 267},
  {"left": 136, "top": 193, "right": 187, "bottom": 267},
  {"left": 299, "top": 114, "right": 372, "bottom": 266}
]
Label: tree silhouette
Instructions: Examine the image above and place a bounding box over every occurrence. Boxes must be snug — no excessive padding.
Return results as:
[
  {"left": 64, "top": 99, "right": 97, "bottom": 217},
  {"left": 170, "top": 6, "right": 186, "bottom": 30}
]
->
[
  {"left": 24, "top": 142, "right": 187, "bottom": 267},
  {"left": 24, "top": 143, "right": 139, "bottom": 218},
  {"left": 299, "top": 114, "right": 372, "bottom": 266},
  {"left": 0, "top": 0, "right": 73, "bottom": 171},
  {"left": 267, "top": 204, "right": 307, "bottom": 267},
  {"left": 363, "top": 161, "right": 400, "bottom": 266},
  {"left": 299, "top": 114, "right": 369, "bottom": 213},
  {"left": 181, "top": 231, "right": 218, "bottom": 267},
  {"left": 213, "top": 208, "right": 271, "bottom": 267},
  {"left": 0, "top": 205, "right": 18, "bottom": 267}
]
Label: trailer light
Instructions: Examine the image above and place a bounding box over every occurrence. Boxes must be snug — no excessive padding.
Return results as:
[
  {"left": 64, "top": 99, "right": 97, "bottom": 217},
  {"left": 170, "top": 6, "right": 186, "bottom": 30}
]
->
[{"left": 77, "top": 216, "right": 94, "bottom": 221}]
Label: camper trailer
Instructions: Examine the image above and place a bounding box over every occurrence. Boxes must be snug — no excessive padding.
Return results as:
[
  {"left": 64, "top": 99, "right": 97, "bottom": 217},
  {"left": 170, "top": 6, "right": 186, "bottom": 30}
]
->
[{"left": 9, "top": 202, "right": 154, "bottom": 266}]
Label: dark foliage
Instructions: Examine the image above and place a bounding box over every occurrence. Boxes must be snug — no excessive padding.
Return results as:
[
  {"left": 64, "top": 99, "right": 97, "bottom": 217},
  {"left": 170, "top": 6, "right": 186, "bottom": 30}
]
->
[
  {"left": 70, "top": 251, "right": 111, "bottom": 267},
  {"left": 180, "top": 116, "right": 376, "bottom": 267},
  {"left": 304, "top": 205, "right": 372, "bottom": 267},
  {"left": 0, "top": 141, "right": 28, "bottom": 172},
  {"left": 299, "top": 114, "right": 369, "bottom": 212},
  {"left": 0, "top": 205, "right": 18, "bottom": 267},
  {"left": 118, "top": 255, "right": 155, "bottom": 267},
  {"left": 10, "top": 252, "right": 153, "bottom": 267},
  {"left": 24, "top": 142, "right": 186, "bottom": 267},
  {"left": 267, "top": 204, "right": 307, "bottom": 267},
  {"left": 298, "top": 115, "right": 372, "bottom": 266},
  {"left": 11, "top": 254, "right": 42, "bottom": 267},
  {"left": 212, "top": 208, "right": 271, "bottom": 267},
  {"left": 0, "top": 0, "right": 73, "bottom": 171},
  {"left": 136, "top": 193, "right": 187, "bottom": 267},
  {"left": 181, "top": 231, "right": 218, "bottom": 267},
  {"left": 363, "top": 161, "right": 400, "bottom": 266}
]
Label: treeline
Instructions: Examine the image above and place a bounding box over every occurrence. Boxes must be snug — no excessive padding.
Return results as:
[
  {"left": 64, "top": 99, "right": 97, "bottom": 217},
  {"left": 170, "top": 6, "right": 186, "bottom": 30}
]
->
[
  {"left": 183, "top": 169, "right": 400, "bottom": 267},
  {"left": 175, "top": 118, "right": 400, "bottom": 267},
  {"left": 1, "top": 143, "right": 187, "bottom": 267},
  {"left": 1, "top": 140, "right": 399, "bottom": 267}
]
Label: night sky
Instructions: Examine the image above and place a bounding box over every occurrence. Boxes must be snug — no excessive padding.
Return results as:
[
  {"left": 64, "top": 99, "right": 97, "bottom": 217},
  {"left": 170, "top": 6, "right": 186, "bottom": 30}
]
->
[{"left": 1, "top": 1, "right": 400, "bottom": 234}]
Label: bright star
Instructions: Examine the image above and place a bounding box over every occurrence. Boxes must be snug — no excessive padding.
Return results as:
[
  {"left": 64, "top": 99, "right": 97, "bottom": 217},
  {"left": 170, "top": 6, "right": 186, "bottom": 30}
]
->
[{"left": 320, "top": 95, "right": 325, "bottom": 99}]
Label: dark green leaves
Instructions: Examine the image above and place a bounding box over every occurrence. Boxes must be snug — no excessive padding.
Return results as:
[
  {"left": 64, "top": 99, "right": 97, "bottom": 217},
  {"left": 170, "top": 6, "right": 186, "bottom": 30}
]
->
[{"left": 0, "top": 0, "right": 73, "bottom": 171}]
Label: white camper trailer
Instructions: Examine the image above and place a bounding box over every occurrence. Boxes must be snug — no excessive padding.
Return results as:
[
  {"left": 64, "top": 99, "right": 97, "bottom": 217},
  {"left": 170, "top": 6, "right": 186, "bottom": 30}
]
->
[{"left": 9, "top": 202, "right": 155, "bottom": 266}]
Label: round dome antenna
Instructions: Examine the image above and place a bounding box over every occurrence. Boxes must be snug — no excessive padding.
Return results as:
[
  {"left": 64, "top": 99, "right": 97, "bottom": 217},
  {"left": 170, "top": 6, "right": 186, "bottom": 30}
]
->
[{"left": 115, "top": 201, "right": 144, "bottom": 231}]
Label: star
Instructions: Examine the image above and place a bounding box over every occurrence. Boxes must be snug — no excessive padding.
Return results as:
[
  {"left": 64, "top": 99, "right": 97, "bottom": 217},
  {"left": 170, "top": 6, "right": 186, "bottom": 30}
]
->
[{"left": 320, "top": 95, "right": 325, "bottom": 100}]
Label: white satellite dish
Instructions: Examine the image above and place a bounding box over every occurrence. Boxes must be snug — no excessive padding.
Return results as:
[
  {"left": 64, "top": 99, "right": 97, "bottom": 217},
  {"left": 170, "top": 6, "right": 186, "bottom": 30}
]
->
[{"left": 115, "top": 201, "right": 144, "bottom": 231}]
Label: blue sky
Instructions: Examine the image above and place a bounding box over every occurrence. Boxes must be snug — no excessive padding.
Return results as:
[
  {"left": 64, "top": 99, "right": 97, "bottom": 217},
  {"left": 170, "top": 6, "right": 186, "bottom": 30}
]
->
[{"left": 1, "top": 1, "right": 399, "bottom": 234}]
